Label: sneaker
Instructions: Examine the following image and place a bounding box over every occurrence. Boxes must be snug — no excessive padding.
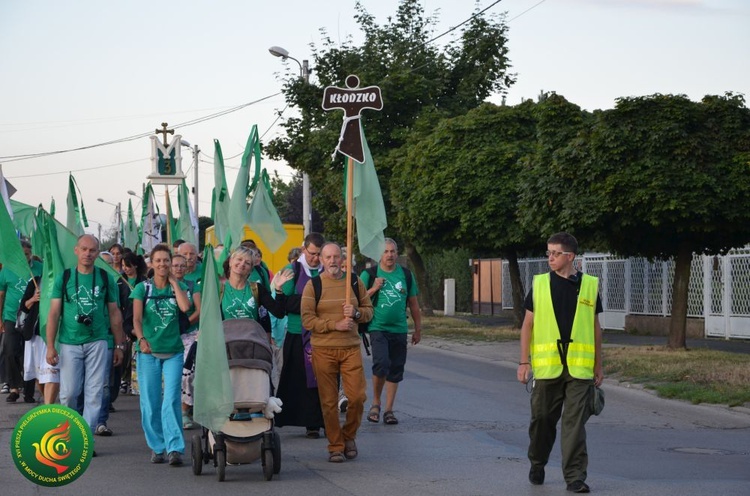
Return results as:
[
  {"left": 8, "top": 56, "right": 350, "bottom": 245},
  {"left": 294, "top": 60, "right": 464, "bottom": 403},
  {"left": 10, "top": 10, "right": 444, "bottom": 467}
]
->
[
  {"left": 566, "top": 480, "right": 590, "bottom": 493},
  {"left": 529, "top": 466, "right": 545, "bottom": 485},
  {"left": 119, "top": 381, "right": 128, "bottom": 394},
  {"left": 6, "top": 391, "right": 19, "bottom": 402},
  {"left": 305, "top": 428, "right": 320, "bottom": 439},
  {"left": 1, "top": 383, "right": 9, "bottom": 394},
  {"left": 95, "top": 424, "right": 113, "bottom": 436},
  {"left": 338, "top": 395, "right": 349, "bottom": 413},
  {"left": 151, "top": 451, "right": 166, "bottom": 464},
  {"left": 168, "top": 451, "right": 183, "bottom": 466},
  {"left": 24, "top": 396, "right": 36, "bottom": 404}
]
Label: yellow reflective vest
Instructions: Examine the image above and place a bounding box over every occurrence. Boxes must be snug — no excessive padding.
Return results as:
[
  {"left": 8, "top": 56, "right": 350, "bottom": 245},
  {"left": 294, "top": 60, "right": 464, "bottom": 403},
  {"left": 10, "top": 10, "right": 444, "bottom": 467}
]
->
[{"left": 531, "top": 273, "right": 598, "bottom": 379}]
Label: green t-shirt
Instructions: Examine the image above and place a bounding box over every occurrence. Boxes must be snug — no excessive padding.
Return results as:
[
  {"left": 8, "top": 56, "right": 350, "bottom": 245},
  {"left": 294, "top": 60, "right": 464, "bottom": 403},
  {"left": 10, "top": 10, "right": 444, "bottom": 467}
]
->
[
  {"left": 183, "top": 262, "right": 203, "bottom": 286},
  {"left": 221, "top": 281, "right": 259, "bottom": 321},
  {"left": 53, "top": 268, "right": 118, "bottom": 345},
  {"left": 0, "top": 260, "right": 43, "bottom": 322},
  {"left": 280, "top": 262, "right": 319, "bottom": 335},
  {"left": 130, "top": 280, "right": 188, "bottom": 354},
  {"left": 360, "top": 265, "right": 419, "bottom": 334},
  {"left": 182, "top": 279, "right": 201, "bottom": 333}
]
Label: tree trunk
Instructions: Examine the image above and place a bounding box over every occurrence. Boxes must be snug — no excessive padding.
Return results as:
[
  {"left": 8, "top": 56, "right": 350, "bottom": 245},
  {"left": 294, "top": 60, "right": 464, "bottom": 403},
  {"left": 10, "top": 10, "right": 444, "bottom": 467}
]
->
[
  {"left": 405, "top": 242, "right": 434, "bottom": 316},
  {"left": 667, "top": 241, "right": 692, "bottom": 349},
  {"left": 505, "top": 249, "right": 526, "bottom": 328}
]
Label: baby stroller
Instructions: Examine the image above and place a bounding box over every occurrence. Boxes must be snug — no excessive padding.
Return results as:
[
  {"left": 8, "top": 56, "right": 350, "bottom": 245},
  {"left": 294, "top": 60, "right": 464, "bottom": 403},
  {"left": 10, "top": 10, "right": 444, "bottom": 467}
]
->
[{"left": 191, "top": 318, "right": 281, "bottom": 481}]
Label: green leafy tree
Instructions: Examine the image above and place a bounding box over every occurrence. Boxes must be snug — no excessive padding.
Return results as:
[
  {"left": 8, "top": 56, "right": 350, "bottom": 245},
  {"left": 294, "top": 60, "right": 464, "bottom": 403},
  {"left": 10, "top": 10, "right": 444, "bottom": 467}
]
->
[
  {"left": 392, "top": 101, "right": 539, "bottom": 325},
  {"left": 266, "top": 0, "right": 515, "bottom": 310},
  {"left": 522, "top": 93, "right": 750, "bottom": 348}
]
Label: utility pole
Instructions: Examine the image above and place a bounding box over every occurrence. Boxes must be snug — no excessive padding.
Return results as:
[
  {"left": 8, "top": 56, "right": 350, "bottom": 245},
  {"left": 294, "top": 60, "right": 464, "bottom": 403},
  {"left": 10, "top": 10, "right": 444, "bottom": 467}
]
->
[{"left": 193, "top": 144, "right": 200, "bottom": 217}]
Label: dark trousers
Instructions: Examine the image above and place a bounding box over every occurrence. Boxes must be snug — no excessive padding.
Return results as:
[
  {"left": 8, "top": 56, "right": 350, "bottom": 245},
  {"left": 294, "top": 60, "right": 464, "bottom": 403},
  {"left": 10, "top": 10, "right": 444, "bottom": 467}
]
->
[
  {"left": 3, "top": 320, "right": 25, "bottom": 389},
  {"left": 528, "top": 368, "right": 593, "bottom": 484}
]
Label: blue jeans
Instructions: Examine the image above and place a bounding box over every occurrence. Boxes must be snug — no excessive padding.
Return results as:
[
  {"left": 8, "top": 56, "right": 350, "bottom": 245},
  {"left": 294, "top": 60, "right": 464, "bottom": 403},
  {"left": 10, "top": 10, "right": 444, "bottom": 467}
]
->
[
  {"left": 59, "top": 340, "right": 108, "bottom": 435},
  {"left": 137, "top": 352, "right": 184, "bottom": 455},
  {"left": 97, "top": 348, "right": 114, "bottom": 426}
]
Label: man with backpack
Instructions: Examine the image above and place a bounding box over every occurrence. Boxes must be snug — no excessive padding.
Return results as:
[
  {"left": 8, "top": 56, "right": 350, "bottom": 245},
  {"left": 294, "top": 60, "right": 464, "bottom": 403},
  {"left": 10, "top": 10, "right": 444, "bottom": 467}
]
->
[
  {"left": 360, "top": 238, "right": 421, "bottom": 426},
  {"left": 46, "top": 234, "right": 126, "bottom": 454}
]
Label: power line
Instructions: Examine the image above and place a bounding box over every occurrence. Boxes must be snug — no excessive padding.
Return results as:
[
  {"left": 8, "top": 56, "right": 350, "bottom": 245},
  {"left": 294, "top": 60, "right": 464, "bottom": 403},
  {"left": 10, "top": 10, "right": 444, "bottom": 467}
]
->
[{"left": 0, "top": 92, "right": 281, "bottom": 163}]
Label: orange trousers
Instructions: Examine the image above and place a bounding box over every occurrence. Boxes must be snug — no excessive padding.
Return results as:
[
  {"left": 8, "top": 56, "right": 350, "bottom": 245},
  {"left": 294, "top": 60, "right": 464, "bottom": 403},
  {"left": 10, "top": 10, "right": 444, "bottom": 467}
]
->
[{"left": 311, "top": 346, "right": 367, "bottom": 453}]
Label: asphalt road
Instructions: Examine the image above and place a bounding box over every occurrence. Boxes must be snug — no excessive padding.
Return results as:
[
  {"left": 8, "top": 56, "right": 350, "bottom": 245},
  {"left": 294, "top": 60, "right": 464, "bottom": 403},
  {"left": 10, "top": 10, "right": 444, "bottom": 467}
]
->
[{"left": 1, "top": 337, "right": 748, "bottom": 495}]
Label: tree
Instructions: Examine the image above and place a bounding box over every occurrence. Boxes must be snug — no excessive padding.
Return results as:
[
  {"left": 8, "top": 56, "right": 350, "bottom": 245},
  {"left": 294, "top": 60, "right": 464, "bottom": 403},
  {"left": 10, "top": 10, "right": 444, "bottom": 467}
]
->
[
  {"left": 392, "top": 101, "right": 540, "bottom": 325},
  {"left": 522, "top": 93, "right": 750, "bottom": 348},
  {"left": 269, "top": 171, "right": 325, "bottom": 232},
  {"left": 266, "top": 0, "right": 515, "bottom": 309}
]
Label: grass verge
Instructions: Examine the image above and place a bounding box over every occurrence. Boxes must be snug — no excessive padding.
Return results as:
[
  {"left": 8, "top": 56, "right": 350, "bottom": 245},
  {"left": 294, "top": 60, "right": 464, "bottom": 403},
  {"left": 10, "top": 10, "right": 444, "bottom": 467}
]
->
[{"left": 419, "top": 316, "right": 750, "bottom": 407}]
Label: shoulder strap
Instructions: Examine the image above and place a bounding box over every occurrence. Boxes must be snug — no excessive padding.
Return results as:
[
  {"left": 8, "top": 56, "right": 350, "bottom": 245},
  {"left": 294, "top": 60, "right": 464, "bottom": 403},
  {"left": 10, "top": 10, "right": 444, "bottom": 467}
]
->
[
  {"left": 62, "top": 268, "right": 72, "bottom": 303},
  {"left": 312, "top": 275, "right": 322, "bottom": 305},
  {"left": 364, "top": 266, "right": 378, "bottom": 305},
  {"left": 99, "top": 267, "right": 109, "bottom": 300}
]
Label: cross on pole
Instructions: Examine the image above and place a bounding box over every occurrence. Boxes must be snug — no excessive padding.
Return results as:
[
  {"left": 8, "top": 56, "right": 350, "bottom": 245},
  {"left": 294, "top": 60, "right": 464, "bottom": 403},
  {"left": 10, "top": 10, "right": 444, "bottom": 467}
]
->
[{"left": 155, "top": 122, "right": 174, "bottom": 147}]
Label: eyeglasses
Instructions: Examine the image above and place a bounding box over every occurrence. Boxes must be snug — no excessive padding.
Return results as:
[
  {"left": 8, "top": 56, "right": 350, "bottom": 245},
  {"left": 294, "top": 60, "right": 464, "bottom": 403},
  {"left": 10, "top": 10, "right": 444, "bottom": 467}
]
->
[
  {"left": 173, "top": 264, "right": 187, "bottom": 270},
  {"left": 305, "top": 247, "right": 321, "bottom": 258},
  {"left": 546, "top": 250, "right": 573, "bottom": 258}
]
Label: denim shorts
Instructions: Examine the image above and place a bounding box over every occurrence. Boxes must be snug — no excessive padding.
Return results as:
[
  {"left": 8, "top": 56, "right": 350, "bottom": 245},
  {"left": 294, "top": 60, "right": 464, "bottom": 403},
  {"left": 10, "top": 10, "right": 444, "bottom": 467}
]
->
[{"left": 369, "top": 331, "right": 407, "bottom": 383}]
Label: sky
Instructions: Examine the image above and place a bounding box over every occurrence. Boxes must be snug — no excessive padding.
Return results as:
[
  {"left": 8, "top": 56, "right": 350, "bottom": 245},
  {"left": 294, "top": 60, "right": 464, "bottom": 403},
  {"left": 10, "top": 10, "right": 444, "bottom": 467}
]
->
[{"left": 1, "top": 0, "right": 748, "bottom": 238}]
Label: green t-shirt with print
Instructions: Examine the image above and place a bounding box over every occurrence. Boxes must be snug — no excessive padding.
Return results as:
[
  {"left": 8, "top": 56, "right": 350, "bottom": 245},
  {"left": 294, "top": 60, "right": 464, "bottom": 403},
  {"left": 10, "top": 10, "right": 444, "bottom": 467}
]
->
[
  {"left": 130, "top": 280, "right": 189, "bottom": 354},
  {"left": 183, "top": 262, "right": 203, "bottom": 287},
  {"left": 360, "top": 265, "right": 419, "bottom": 334},
  {"left": 182, "top": 279, "right": 201, "bottom": 333},
  {"left": 0, "top": 260, "right": 43, "bottom": 322},
  {"left": 53, "top": 268, "right": 118, "bottom": 345},
  {"left": 221, "top": 281, "right": 260, "bottom": 321},
  {"left": 280, "top": 262, "right": 319, "bottom": 335}
]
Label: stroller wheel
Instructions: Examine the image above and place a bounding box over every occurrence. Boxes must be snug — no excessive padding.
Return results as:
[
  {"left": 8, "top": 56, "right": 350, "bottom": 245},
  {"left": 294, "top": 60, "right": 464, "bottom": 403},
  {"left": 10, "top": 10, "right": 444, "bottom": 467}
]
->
[
  {"left": 262, "top": 449, "right": 273, "bottom": 481},
  {"left": 215, "top": 450, "right": 226, "bottom": 482},
  {"left": 191, "top": 435, "right": 203, "bottom": 475},
  {"left": 272, "top": 431, "right": 281, "bottom": 475}
]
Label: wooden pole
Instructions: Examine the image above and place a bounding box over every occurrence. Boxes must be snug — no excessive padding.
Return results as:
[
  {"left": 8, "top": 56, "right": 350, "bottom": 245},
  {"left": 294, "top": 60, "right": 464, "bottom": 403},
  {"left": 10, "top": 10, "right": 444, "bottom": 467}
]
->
[{"left": 345, "top": 157, "right": 354, "bottom": 303}]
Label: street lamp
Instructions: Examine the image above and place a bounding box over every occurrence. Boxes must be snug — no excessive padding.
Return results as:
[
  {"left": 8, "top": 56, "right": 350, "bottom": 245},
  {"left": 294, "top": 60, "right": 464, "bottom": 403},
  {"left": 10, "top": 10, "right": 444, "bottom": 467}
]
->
[
  {"left": 269, "top": 44, "right": 312, "bottom": 235},
  {"left": 97, "top": 198, "right": 122, "bottom": 244}
]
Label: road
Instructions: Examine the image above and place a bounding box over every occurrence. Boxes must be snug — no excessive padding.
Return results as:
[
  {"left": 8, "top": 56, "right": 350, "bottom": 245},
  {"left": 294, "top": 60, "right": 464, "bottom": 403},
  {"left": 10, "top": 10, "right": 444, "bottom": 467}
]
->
[{"left": 1, "top": 337, "right": 749, "bottom": 495}]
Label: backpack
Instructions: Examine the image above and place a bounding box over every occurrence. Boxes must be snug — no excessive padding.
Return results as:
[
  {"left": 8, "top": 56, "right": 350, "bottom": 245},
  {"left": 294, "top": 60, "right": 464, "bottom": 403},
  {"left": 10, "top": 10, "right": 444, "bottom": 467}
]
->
[
  {"left": 60, "top": 267, "right": 110, "bottom": 318},
  {"left": 310, "top": 275, "right": 371, "bottom": 356},
  {"left": 143, "top": 279, "right": 191, "bottom": 334}
]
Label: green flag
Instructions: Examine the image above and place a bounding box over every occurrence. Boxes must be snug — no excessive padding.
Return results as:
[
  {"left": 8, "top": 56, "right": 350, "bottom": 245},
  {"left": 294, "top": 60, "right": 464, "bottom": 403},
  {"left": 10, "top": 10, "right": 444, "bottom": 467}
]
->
[
  {"left": 193, "top": 245, "right": 234, "bottom": 432},
  {"left": 37, "top": 208, "right": 64, "bottom": 333},
  {"left": 0, "top": 195, "right": 30, "bottom": 279},
  {"left": 177, "top": 179, "right": 198, "bottom": 246},
  {"left": 228, "top": 127, "right": 261, "bottom": 250},
  {"left": 10, "top": 199, "right": 36, "bottom": 237},
  {"left": 212, "top": 139, "right": 231, "bottom": 245},
  {"left": 66, "top": 174, "right": 88, "bottom": 236},
  {"left": 345, "top": 124, "right": 387, "bottom": 261},
  {"left": 248, "top": 169, "right": 287, "bottom": 253},
  {"left": 124, "top": 199, "right": 139, "bottom": 251}
]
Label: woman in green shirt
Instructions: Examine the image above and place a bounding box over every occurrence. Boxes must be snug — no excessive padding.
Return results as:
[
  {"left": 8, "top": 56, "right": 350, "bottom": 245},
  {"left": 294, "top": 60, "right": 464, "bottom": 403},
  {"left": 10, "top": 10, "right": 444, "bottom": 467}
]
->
[
  {"left": 131, "top": 244, "right": 192, "bottom": 466},
  {"left": 221, "top": 246, "right": 294, "bottom": 340}
]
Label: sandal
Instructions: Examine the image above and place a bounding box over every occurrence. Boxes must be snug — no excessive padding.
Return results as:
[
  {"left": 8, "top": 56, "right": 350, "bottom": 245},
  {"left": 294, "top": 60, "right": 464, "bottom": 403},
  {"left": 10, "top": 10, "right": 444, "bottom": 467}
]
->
[
  {"left": 328, "top": 451, "right": 345, "bottom": 463},
  {"left": 367, "top": 405, "right": 381, "bottom": 423},
  {"left": 344, "top": 440, "right": 358, "bottom": 460},
  {"left": 383, "top": 411, "right": 399, "bottom": 425}
]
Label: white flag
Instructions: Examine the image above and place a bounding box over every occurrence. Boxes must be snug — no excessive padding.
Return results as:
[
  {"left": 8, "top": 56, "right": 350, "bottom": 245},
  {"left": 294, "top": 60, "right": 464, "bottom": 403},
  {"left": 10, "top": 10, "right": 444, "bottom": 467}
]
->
[{"left": 139, "top": 183, "right": 161, "bottom": 254}]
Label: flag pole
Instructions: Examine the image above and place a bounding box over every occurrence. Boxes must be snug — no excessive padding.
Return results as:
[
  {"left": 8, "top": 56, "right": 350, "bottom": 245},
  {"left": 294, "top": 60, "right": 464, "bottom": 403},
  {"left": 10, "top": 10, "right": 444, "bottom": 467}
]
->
[{"left": 345, "top": 157, "right": 354, "bottom": 303}]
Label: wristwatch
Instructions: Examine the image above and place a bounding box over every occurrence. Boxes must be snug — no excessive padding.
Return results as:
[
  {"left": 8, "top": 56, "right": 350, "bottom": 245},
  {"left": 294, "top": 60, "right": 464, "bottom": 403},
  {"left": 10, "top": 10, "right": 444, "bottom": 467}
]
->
[
  {"left": 115, "top": 343, "right": 127, "bottom": 351},
  {"left": 354, "top": 310, "right": 362, "bottom": 321}
]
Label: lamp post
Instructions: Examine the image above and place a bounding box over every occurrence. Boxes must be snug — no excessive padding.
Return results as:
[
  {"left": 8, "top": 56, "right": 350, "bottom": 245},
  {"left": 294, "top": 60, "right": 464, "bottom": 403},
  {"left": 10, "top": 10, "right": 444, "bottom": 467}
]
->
[
  {"left": 269, "top": 45, "right": 312, "bottom": 235},
  {"left": 97, "top": 198, "right": 122, "bottom": 244}
]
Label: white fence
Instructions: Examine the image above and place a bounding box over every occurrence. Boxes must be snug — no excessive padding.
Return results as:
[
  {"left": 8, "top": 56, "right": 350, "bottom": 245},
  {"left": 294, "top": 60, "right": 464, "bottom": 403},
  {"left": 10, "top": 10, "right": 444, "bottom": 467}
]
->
[{"left": 500, "top": 248, "right": 750, "bottom": 340}]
